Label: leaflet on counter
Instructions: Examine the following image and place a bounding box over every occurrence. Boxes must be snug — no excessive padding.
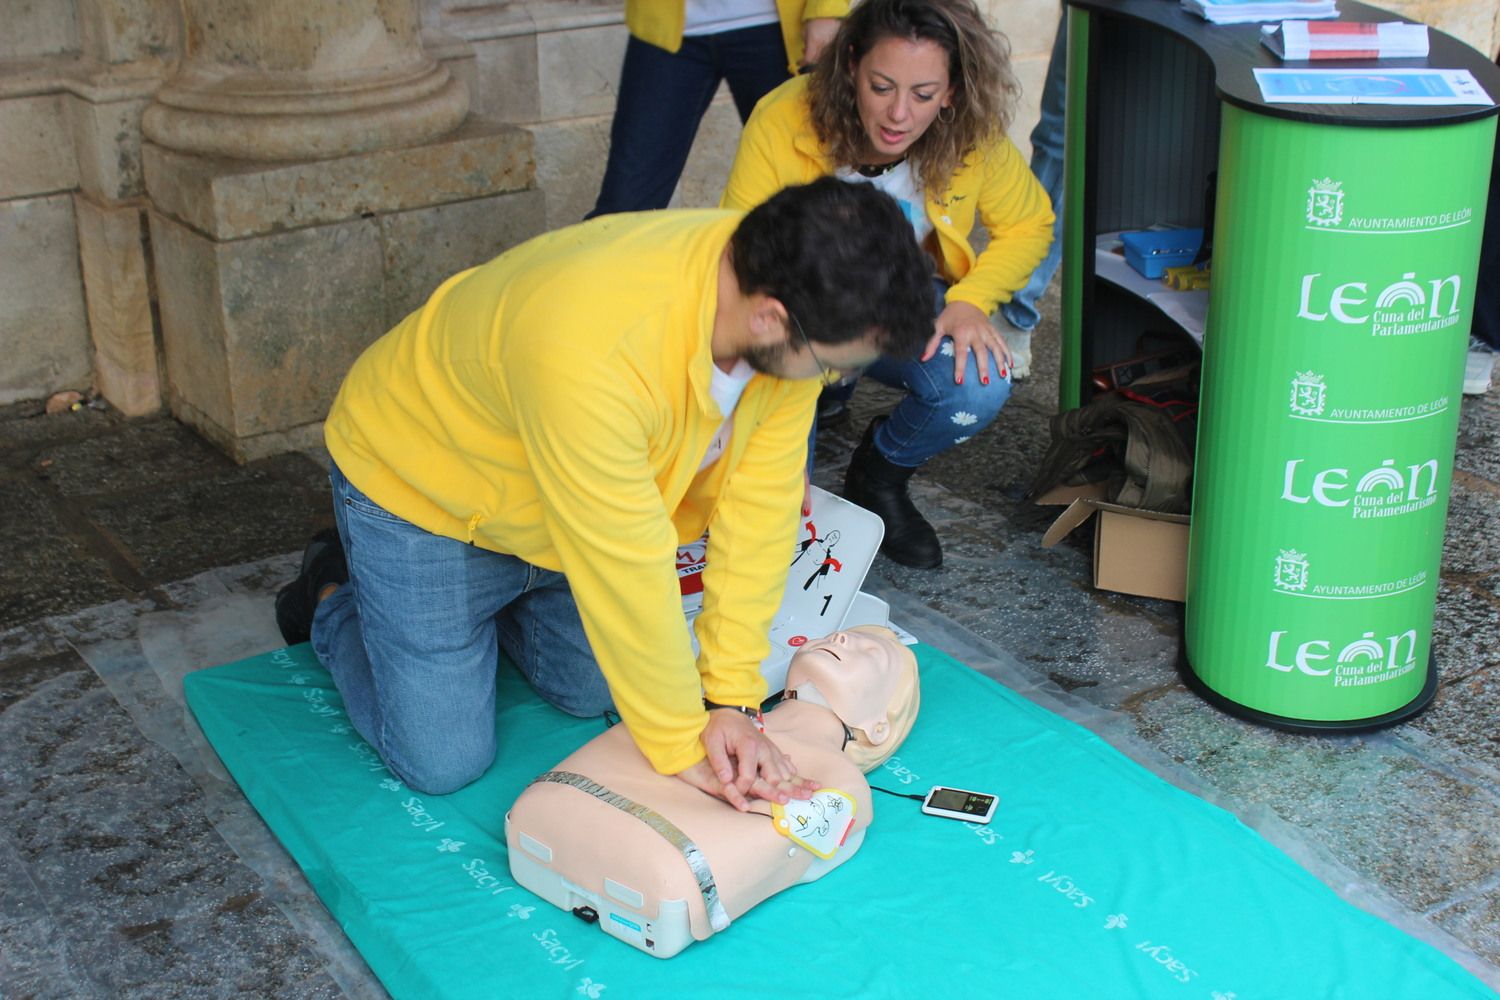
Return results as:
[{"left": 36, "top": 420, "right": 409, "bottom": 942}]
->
[
  {"left": 1182, "top": 0, "right": 1335, "bottom": 26},
  {"left": 1253, "top": 68, "right": 1495, "bottom": 105}
]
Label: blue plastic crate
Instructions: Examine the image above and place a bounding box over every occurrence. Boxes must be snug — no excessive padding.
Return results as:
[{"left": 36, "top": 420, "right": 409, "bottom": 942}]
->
[{"left": 1121, "top": 228, "right": 1204, "bottom": 279}]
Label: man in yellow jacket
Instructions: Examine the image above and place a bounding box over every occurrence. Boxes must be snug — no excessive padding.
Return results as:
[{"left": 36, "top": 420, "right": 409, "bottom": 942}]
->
[
  {"left": 276, "top": 179, "right": 933, "bottom": 808},
  {"left": 588, "top": 0, "right": 848, "bottom": 217}
]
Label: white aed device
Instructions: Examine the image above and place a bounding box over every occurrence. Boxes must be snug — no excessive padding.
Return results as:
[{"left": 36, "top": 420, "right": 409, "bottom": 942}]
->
[
  {"left": 920, "top": 785, "right": 997, "bottom": 823},
  {"left": 678, "top": 486, "right": 887, "bottom": 695}
]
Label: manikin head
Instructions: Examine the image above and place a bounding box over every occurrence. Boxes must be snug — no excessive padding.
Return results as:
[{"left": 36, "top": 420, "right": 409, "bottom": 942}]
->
[{"left": 785, "top": 626, "right": 920, "bottom": 772}]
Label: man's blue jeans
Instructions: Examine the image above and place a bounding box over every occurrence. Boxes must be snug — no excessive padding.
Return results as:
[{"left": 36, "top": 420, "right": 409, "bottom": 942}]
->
[
  {"left": 1001, "top": 17, "right": 1067, "bottom": 334},
  {"left": 311, "top": 463, "right": 611, "bottom": 794},
  {"left": 588, "top": 23, "right": 789, "bottom": 217}
]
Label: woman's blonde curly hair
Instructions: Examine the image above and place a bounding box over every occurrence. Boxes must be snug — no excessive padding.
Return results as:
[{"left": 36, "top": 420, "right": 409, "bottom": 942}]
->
[{"left": 807, "top": 0, "right": 1020, "bottom": 196}]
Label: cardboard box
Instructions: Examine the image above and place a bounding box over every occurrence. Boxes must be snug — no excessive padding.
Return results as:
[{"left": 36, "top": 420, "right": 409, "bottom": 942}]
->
[{"left": 1038, "top": 485, "right": 1190, "bottom": 602}]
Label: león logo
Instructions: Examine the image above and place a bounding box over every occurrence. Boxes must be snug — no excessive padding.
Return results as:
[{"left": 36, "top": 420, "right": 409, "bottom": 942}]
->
[
  {"left": 1300, "top": 175, "right": 1472, "bottom": 233},
  {"left": 1289, "top": 371, "right": 1326, "bottom": 416},
  {"left": 1306, "top": 178, "right": 1344, "bottom": 227},
  {"left": 1269, "top": 548, "right": 1428, "bottom": 599},
  {"left": 1281, "top": 456, "right": 1440, "bottom": 519},
  {"left": 1297, "top": 270, "right": 1463, "bottom": 336},
  {"left": 1266, "top": 626, "right": 1418, "bottom": 683},
  {"left": 1274, "top": 550, "right": 1309, "bottom": 592}
]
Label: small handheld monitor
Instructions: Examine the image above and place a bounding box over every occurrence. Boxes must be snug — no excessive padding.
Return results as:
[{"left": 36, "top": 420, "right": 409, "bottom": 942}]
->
[{"left": 921, "top": 785, "right": 997, "bottom": 823}]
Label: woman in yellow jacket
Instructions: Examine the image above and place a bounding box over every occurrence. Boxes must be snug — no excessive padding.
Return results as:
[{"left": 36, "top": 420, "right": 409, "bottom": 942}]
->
[
  {"left": 722, "top": 0, "right": 1054, "bottom": 568},
  {"left": 588, "top": 0, "right": 849, "bottom": 217}
]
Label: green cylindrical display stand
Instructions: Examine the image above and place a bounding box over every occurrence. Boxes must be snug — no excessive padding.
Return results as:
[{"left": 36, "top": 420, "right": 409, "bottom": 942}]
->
[{"left": 1183, "top": 106, "right": 1496, "bottom": 729}]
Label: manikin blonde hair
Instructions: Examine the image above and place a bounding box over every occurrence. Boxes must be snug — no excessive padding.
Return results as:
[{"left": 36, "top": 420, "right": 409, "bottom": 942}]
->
[{"left": 787, "top": 625, "right": 921, "bottom": 773}]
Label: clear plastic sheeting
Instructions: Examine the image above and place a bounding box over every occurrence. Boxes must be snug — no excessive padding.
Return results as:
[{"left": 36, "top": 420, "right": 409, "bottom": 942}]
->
[{"left": 62, "top": 557, "right": 392, "bottom": 1000}]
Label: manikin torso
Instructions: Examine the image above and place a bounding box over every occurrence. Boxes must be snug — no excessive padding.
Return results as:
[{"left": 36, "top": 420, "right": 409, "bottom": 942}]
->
[{"left": 505, "top": 626, "right": 916, "bottom": 958}]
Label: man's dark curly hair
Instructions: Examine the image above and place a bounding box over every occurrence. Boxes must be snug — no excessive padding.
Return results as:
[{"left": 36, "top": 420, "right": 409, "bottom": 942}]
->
[{"left": 728, "top": 177, "right": 933, "bottom": 359}]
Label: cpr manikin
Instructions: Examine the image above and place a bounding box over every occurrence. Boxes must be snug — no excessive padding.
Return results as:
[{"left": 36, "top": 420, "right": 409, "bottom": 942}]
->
[{"left": 505, "top": 626, "right": 920, "bottom": 958}]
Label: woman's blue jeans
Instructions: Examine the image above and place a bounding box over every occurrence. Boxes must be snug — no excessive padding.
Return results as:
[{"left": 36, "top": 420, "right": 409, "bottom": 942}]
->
[
  {"left": 311, "top": 462, "right": 610, "bottom": 795},
  {"left": 819, "top": 278, "right": 1014, "bottom": 469},
  {"left": 862, "top": 340, "right": 1014, "bottom": 468}
]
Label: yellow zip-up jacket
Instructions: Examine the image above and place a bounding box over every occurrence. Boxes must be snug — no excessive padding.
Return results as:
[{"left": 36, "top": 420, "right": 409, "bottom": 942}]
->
[
  {"left": 625, "top": 0, "right": 850, "bottom": 74},
  {"left": 324, "top": 211, "right": 819, "bottom": 775},
  {"left": 721, "top": 75, "right": 1055, "bottom": 315}
]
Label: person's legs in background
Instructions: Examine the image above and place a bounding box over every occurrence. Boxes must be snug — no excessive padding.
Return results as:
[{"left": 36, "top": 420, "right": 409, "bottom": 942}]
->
[
  {"left": 586, "top": 34, "right": 726, "bottom": 217},
  {"left": 998, "top": 15, "right": 1067, "bottom": 380},
  {"left": 588, "top": 22, "right": 788, "bottom": 219},
  {"left": 309, "top": 463, "right": 607, "bottom": 795},
  {"left": 717, "top": 21, "right": 794, "bottom": 122},
  {"left": 1465, "top": 63, "right": 1498, "bottom": 395}
]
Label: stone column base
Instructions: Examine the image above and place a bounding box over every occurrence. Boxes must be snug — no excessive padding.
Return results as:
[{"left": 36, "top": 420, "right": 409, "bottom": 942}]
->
[
  {"left": 145, "top": 117, "right": 542, "bottom": 462},
  {"left": 76, "top": 196, "right": 161, "bottom": 417}
]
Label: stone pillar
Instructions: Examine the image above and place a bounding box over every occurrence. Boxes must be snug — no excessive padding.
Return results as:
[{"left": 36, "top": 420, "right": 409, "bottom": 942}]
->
[
  {"left": 141, "top": 0, "right": 543, "bottom": 462},
  {"left": 141, "top": 0, "right": 468, "bottom": 161}
]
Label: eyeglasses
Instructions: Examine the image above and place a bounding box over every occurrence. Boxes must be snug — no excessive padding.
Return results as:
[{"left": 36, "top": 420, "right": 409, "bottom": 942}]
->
[{"left": 787, "top": 309, "right": 864, "bottom": 388}]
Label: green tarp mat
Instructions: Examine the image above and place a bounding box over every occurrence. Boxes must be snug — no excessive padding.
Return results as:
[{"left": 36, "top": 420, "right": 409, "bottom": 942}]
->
[{"left": 185, "top": 643, "right": 1494, "bottom": 999}]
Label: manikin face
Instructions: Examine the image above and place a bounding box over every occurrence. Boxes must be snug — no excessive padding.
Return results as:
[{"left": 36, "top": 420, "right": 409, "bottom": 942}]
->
[
  {"left": 793, "top": 628, "right": 904, "bottom": 679},
  {"left": 787, "top": 627, "right": 911, "bottom": 738},
  {"left": 852, "top": 35, "right": 955, "bottom": 165}
]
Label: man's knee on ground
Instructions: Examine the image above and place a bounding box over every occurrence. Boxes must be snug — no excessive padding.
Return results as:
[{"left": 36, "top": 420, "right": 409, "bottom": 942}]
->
[{"left": 392, "top": 744, "right": 495, "bottom": 796}]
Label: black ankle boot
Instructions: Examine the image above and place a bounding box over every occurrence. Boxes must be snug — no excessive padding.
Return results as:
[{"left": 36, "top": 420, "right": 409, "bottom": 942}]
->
[{"left": 843, "top": 418, "right": 942, "bottom": 569}]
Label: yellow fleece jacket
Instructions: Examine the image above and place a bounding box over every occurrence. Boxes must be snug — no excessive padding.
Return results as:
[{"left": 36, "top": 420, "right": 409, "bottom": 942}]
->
[
  {"left": 324, "top": 210, "right": 819, "bottom": 775},
  {"left": 721, "top": 75, "right": 1055, "bottom": 315},
  {"left": 625, "top": 0, "right": 850, "bottom": 74}
]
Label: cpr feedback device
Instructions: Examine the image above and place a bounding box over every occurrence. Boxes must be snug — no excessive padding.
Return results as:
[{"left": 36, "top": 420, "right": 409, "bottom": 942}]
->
[{"left": 920, "top": 786, "right": 997, "bottom": 823}]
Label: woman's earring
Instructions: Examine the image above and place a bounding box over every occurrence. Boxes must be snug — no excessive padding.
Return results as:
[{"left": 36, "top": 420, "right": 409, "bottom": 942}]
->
[{"left": 938, "top": 105, "right": 956, "bottom": 124}]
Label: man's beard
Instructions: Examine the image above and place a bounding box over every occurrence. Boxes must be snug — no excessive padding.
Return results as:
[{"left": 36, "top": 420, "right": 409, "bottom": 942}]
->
[{"left": 741, "top": 341, "right": 794, "bottom": 378}]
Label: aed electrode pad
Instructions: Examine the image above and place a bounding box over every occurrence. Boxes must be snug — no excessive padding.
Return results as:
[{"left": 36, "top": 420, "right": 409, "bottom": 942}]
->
[{"left": 771, "top": 788, "right": 858, "bottom": 859}]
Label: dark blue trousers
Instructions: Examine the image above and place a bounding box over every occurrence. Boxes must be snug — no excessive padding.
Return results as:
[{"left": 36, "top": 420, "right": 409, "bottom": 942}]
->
[
  {"left": 1474, "top": 68, "right": 1499, "bottom": 350},
  {"left": 587, "top": 23, "right": 790, "bottom": 218}
]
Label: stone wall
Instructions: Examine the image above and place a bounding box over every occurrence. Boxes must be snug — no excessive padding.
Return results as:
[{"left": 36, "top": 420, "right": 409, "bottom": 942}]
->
[
  {"left": 0, "top": 0, "right": 1497, "bottom": 454},
  {"left": 0, "top": 0, "right": 174, "bottom": 411},
  {"left": 0, "top": 0, "right": 542, "bottom": 460}
]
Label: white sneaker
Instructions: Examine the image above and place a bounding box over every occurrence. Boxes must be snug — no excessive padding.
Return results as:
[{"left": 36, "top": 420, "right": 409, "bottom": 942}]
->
[
  {"left": 1465, "top": 336, "right": 1494, "bottom": 396},
  {"left": 1007, "top": 326, "right": 1034, "bottom": 381}
]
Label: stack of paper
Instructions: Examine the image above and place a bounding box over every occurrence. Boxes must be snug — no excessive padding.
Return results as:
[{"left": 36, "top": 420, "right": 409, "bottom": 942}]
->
[
  {"left": 1261, "top": 21, "right": 1430, "bottom": 60},
  {"left": 1182, "top": 0, "right": 1337, "bottom": 25}
]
